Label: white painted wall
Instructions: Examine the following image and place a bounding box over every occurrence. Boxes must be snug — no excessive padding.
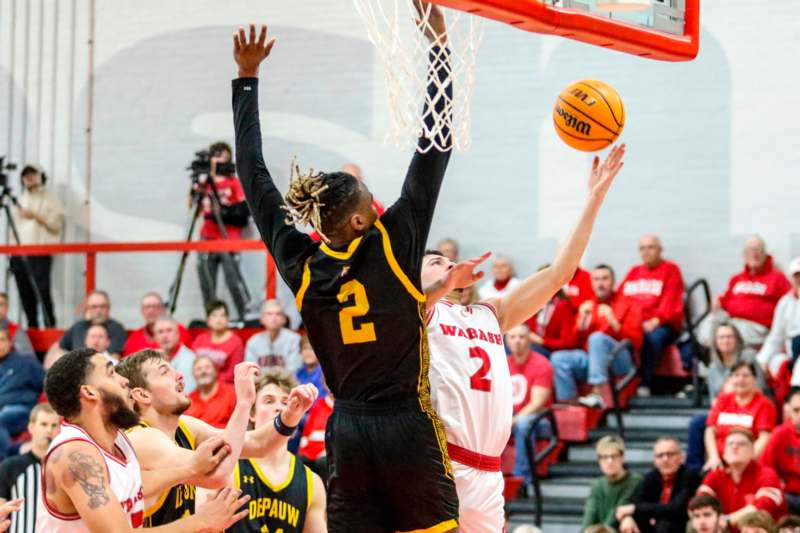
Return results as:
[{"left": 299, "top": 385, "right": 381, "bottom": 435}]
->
[{"left": 1, "top": 0, "right": 798, "bottom": 327}]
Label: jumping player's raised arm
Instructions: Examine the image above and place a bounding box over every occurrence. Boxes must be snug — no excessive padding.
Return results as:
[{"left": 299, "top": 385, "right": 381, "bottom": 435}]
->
[
  {"left": 380, "top": 2, "right": 453, "bottom": 276},
  {"left": 232, "top": 25, "right": 313, "bottom": 287},
  {"left": 487, "top": 145, "right": 626, "bottom": 332}
]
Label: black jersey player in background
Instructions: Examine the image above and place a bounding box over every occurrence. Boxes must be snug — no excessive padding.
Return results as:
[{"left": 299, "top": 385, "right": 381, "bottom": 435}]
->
[{"left": 232, "top": 3, "right": 460, "bottom": 531}]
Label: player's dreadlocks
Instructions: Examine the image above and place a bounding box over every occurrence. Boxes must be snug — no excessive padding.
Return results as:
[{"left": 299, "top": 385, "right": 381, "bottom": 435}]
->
[{"left": 283, "top": 159, "right": 363, "bottom": 243}]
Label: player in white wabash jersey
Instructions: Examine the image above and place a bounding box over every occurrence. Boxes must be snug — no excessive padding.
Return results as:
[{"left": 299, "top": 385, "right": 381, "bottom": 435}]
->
[{"left": 421, "top": 144, "right": 626, "bottom": 532}]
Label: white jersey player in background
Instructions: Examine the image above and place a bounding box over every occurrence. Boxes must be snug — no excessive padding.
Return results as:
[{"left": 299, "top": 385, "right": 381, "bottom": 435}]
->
[{"left": 421, "top": 144, "right": 626, "bottom": 532}]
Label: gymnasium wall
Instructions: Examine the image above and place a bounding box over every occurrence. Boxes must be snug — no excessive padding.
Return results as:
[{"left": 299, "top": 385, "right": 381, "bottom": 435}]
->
[{"left": 1, "top": 0, "right": 798, "bottom": 326}]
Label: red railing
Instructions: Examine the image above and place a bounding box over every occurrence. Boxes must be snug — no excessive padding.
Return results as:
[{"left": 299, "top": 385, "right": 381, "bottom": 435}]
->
[{"left": 0, "top": 239, "right": 277, "bottom": 299}]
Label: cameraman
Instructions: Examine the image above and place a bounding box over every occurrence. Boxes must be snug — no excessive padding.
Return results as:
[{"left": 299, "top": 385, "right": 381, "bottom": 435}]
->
[
  {"left": 196, "top": 141, "right": 251, "bottom": 320},
  {"left": 10, "top": 165, "right": 63, "bottom": 327}
]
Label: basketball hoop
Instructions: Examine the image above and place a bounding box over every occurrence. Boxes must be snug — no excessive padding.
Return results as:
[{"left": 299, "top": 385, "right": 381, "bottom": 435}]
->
[{"left": 353, "top": 0, "right": 484, "bottom": 153}]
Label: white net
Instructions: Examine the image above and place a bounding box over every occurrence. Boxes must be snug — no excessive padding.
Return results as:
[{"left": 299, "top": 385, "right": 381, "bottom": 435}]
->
[{"left": 353, "top": 0, "right": 483, "bottom": 152}]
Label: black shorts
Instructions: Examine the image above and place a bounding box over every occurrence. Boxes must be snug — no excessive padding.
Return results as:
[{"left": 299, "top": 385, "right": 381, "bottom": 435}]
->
[{"left": 325, "top": 399, "right": 459, "bottom": 533}]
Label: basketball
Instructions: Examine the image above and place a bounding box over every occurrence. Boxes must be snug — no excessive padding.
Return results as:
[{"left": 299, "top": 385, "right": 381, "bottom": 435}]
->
[{"left": 552, "top": 79, "right": 625, "bottom": 152}]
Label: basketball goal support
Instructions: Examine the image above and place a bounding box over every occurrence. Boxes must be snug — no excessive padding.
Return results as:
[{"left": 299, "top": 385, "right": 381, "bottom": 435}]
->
[{"left": 428, "top": 0, "right": 699, "bottom": 61}]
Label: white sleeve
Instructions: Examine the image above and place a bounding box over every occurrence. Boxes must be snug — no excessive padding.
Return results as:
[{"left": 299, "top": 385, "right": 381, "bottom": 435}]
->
[{"left": 756, "top": 295, "right": 789, "bottom": 366}]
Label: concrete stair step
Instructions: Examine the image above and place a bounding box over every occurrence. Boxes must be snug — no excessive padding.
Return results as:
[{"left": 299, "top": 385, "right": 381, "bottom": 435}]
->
[{"left": 569, "top": 445, "right": 652, "bottom": 463}]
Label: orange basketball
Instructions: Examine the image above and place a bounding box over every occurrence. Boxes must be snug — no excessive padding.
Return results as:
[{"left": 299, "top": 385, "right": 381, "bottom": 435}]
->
[{"left": 552, "top": 79, "right": 625, "bottom": 152}]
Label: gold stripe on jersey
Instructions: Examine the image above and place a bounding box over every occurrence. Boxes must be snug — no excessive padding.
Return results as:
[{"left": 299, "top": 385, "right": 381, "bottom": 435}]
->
[
  {"left": 305, "top": 467, "right": 313, "bottom": 510},
  {"left": 249, "top": 455, "right": 296, "bottom": 492},
  {"left": 319, "top": 235, "right": 363, "bottom": 260},
  {"left": 295, "top": 258, "right": 312, "bottom": 311},
  {"left": 143, "top": 488, "right": 170, "bottom": 520},
  {"left": 374, "top": 219, "right": 425, "bottom": 302},
  {"left": 400, "top": 518, "right": 459, "bottom": 533},
  {"left": 234, "top": 462, "right": 241, "bottom": 490},
  {"left": 177, "top": 418, "right": 196, "bottom": 449},
  {"left": 414, "top": 301, "right": 453, "bottom": 480}
]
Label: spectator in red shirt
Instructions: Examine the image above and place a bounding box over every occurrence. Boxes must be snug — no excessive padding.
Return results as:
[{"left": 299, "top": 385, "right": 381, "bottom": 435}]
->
[
  {"left": 565, "top": 267, "right": 594, "bottom": 309},
  {"left": 184, "top": 355, "right": 237, "bottom": 428},
  {"left": 620, "top": 234, "right": 685, "bottom": 396},
  {"left": 700, "top": 237, "right": 792, "bottom": 353},
  {"left": 478, "top": 255, "right": 521, "bottom": 300},
  {"left": 191, "top": 299, "right": 244, "bottom": 383},
  {"left": 704, "top": 362, "right": 777, "bottom": 472},
  {"left": 698, "top": 428, "right": 787, "bottom": 527},
  {"left": 122, "top": 292, "right": 191, "bottom": 356},
  {"left": 761, "top": 388, "right": 800, "bottom": 514},
  {"left": 525, "top": 275, "right": 581, "bottom": 356},
  {"left": 196, "top": 141, "right": 251, "bottom": 320},
  {"left": 506, "top": 324, "right": 554, "bottom": 486},
  {"left": 551, "top": 264, "right": 643, "bottom": 410}
]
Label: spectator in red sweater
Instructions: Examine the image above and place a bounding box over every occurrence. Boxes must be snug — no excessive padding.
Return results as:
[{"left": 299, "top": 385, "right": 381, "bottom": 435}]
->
[
  {"left": 698, "top": 428, "right": 786, "bottom": 527},
  {"left": 620, "top": 234, "right": 685, "bottom": 396},
  {"left": 436, "top": 238, "right": 459, "bottom": 262},
  {"left": 551, "top": 264, "right": 643, "bottom": 409},
  {"left": 761, "top": 388, "right": 800, "bottom": 514},
  {"left": 506, "top": 324, "right": 554, "bottom": 486},
  {"left": 565, "top": 267, "right": 594, "bottom": 308},
  {"left": 704, "top": 362, "right": 777, "bottom": 472},
  {"left": 122, "top": 292, "right": 191, "bottom": 356},
  {"left": 478, "top": 255, "right": 521, "bottom": 300},
  {"left": 525, "top": 266, "right": 582, "bottom": 356},
  {"left": 191, "top": 299, "right": 244, "bottom": 383},
  {"left": 184, "top": 355, "right": 237, "bottom": 428},
  {"left": 700, "top": 237, "right": 792, "bottom": 353}
]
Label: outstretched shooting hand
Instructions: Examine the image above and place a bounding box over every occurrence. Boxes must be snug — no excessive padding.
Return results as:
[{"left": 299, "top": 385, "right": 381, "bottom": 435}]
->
[
  {"left": 588, "top": 143, "right": 626, "bottom": 200},
  {"left": 443, "top": 252, "right": 491, "bottom": 292},
  {"left": 233, "top": 24, "right": 276, "bottom": 78}
]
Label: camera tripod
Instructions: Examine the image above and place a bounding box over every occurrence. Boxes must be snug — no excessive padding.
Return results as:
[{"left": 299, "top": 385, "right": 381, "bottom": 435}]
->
[
  {"left": 0, "top": 156, "right": 55, "bottom": 327},
  {"left": 165, "top": 171, "right": 252, "bottom": 321}
]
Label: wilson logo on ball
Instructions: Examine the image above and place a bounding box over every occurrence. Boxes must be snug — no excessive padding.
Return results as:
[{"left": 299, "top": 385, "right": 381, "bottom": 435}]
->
[{"left": 555, "top": 105, "right": 592, "bottom": 136}]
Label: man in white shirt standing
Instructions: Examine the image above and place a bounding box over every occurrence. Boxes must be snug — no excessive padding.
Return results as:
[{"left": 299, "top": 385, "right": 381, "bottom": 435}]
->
[{"left": 757, "top": 257, "right": 800, "bottom": 384}]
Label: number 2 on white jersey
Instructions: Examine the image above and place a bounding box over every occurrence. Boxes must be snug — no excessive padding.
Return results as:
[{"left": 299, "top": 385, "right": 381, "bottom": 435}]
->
[{"left": 469, "top": 347, "right": 492, "bottom": 392}]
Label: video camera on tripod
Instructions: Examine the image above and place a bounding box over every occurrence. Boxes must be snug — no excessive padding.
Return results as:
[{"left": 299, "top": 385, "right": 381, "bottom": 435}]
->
[
  {"left": 187, "top": 150, "right": 236, "bottom": 181},
  {"left": 0, "top": 156, "right": 19, "bottom": 201}
]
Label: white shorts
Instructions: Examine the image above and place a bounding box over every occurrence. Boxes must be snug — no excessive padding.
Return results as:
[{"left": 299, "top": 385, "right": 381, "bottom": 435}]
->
[{"left": 453, "top": 461, "right": 505, "bottom": 533}]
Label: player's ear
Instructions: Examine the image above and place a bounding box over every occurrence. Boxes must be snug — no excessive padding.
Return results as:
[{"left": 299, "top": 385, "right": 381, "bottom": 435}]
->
[
  {"left": 130, "top": 387, "right": 150, "bottom": 405},
  {"left": 349, "top": 212, "right": 369, "bottom": 233},
  {"left": 79, "top": 384, "right": 99, "bottom": 402}
]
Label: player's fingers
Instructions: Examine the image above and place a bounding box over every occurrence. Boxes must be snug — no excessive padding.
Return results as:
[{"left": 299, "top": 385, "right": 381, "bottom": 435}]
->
[
  {"left": 248, "top": 24, "right": 256, "bottom": 44},
  {"left": 257, "top": 25, "right": 267, "bottom": 46},
  {"left": 238, "top": 27, "right": 247, "bottom": 47},
  {"left": 592, "top": 155, "right": 599, "bottom": 171},
  {"left": 233, "top": 32, "right": 241, "bottom": 52},
  {"left": 230, "top": 509, "right": 250, "bottom": 525},
  {"left": 265, "top": 36, "right": 277, "bottom": 56}
]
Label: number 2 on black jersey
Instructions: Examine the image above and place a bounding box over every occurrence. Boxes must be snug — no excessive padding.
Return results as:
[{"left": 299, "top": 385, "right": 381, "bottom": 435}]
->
[{"left": 337, "top": 280, "right": 377, "bottom": 344}]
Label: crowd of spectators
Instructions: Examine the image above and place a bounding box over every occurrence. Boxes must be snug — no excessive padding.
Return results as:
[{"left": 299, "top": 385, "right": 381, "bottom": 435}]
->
[{"left": 2, "top": 153, "right": 800, "bottom": 531}]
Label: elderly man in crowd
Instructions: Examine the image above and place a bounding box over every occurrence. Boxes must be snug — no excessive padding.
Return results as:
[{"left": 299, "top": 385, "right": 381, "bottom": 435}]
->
[
  {"left": 154, "top": 315, "right": 197, "bottom": 393},
  {"left": 617, "top": 436, "right": 701, "bottom": 533},
  {"left": 620, "top": 234, "right": 685, "bottom": 396},
  {"left": 123, "top": 291, "right": 191, "bottom": 356}
]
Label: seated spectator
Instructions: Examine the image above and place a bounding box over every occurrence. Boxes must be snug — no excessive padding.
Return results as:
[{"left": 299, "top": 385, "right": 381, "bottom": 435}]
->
[
  {"left": 153, "top": 315, "right": 197, "bottom": 394},
  {"left": 191, "top": 299, "right": 243, "bottom": 383},
  {"left": 506, "top": 324, "right": 554, "bottom": 488},
  {"left": 184, "top": 355, "right": 236, "bottom": 428},
  {"left": 45, "top": 290, "right": 127, "bottom": 367},
  {"left": 617, "top": 436, "right": 702, "bottom": 533},
  {"left": 702, "top": 362, "right": 776, "bottom": 472},
  {"left": 755, "top": 258, "right": 800, "bottom": 384},
  {"left": 436, "top": 237, "right": 459, "bottom": 262},
  {"left": 0, "top": 292, "right": 33, "bottom": 357},
  {"left": 0, "top": 329, "right": 45, "bottom": 460},
  {"left": 761, "top": 388, "right": 800, "bottom": 515},
  {"left": 739, "top": 511, "right": 778, "bottom": 533},
  {"left": 698, "top": 428, "right": 786, "bottom": 526},
  {"left": 778, "top": 515, "right": 800, "bottom": 533},
  {"left": 478, "top": 255, "right": 521, "bottom": 300},
  {"left": 565, "top": 266, "right": 595, "bottom": 308},
  {"left": 551, "top": 264, "right": 643, "bottom": 409},
  {"left": 296, "top": 336, "right": 325, "bottom": 401},
  {"left": 122, "top": 292, "right": 191, "bottom": 356},
  {"left": 84, "top": 323, "right": 115, "bottom": 363},
  {"left": 0, "top": 403, "right": 59, "bottom": 532},
  {"left": 620, "top": 234, "right": 685, "bottom": 396},
  {"left": 699, "top": 237, "right": 791, "bottom": 353},
  {"left": 688, "top": 494, "right": 725, "bottom": 533},
  {"left": 582, "top": 434, "right": 643, "bottom": 530},
  {"left": 525, "top": 267, "right": 581, "bottom": 356},
  {"left": 245, "top": 299, "right": 301, "bottom": 373}
]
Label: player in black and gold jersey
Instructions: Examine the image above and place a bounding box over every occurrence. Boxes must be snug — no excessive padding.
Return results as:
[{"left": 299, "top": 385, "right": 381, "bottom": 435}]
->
[
  {"left": 232, "top": 4, "right": 458, "bottom": 531},
  {"left": 200, "top": 368, "right": 326, "bottom": 533},
  {"left": 116, "top": 349, "right": 317, "bottom": 526}
]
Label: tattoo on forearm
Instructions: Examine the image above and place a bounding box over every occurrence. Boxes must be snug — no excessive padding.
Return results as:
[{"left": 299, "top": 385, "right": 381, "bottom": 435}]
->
[{"left": 67, "top": 452, "right": 109, "bottom": 509}]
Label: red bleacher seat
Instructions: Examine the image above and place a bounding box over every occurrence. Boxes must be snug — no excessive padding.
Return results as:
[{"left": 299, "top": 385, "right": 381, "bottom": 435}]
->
[
  {"left": 503, "top": 475, "right": 524, "bottom": 501},
  {"left": 653, "top": 345, "right": 689, "bottom": 378}
]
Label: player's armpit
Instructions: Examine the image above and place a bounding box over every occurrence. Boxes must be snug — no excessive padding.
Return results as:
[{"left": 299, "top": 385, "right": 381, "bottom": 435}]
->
[
  {"left": 50, "top": 441, "right": 134, "bottom": 533},
  {"left": 303, "top": 471, "right": 328, "bottom": 533}
]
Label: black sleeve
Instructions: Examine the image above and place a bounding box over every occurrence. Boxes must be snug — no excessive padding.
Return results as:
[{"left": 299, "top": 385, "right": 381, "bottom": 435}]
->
[
  {"left": 633, "top": 467, "right": 702, "bottom": 521},
  {"left": 232, "top": 78, "right": 313, "bottom": 290},
  {"left": 219, "top": 201, "right": 251, "bottom": 227},
  {"left": 380, "top": 46, "right": 453, "bottom": 278},
  {"left": 0, "top": 460, "right": 14, "bottom": 500}
]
